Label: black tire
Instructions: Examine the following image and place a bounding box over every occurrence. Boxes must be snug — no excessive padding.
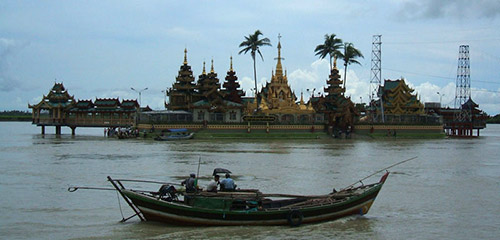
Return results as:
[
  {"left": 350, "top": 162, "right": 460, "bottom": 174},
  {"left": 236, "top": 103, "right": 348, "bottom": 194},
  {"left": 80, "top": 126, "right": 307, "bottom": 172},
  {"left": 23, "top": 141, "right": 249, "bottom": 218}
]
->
[{"left": 287, "top": 210, "right": 303, "bottom": 227}]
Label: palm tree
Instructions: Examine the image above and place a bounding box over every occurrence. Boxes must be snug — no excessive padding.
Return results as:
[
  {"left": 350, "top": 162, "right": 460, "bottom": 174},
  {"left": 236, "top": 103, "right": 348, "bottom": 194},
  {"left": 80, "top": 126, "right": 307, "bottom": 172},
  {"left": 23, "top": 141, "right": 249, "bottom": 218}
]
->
[
  {"left": 340, "top": 42, "right": 364, "bottom": 89},
  {"left": 238, "top": 30, "right": 272, "bottom": 104},
  {"left": 314, "top": 34, "right": 343, "bottom": 71}
]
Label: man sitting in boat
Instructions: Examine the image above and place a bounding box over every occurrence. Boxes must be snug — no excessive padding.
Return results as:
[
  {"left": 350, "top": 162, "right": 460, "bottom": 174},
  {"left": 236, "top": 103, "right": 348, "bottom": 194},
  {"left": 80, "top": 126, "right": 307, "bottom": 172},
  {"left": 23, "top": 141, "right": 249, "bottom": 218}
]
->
[
  {"left": 206, "top": 175, "right": 220, "bottom": 192},
  {"left": 220, "top": 173, "right": 236, "bottom": 191},
  {"left": 181, "top": 173, "right": 197, "bottom": 193}
]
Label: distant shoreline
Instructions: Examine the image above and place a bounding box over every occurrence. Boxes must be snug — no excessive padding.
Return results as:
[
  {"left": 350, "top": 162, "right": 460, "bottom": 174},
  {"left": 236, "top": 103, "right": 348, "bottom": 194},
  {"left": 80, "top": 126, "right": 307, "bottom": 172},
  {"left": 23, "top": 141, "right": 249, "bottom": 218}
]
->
[{"left": 0, "top": 117, "right": 32, "bottom": 122}]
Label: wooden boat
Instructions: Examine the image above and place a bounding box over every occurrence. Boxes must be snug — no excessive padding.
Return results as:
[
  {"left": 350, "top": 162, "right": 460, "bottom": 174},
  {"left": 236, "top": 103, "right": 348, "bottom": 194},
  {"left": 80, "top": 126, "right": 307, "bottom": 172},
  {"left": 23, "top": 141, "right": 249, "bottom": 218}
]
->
[
  {"left": 108, "top": 171, "right": 390, "bottom": 227},
  {"left": 154, "top": 129, "right": 194, "bottom": 141}
]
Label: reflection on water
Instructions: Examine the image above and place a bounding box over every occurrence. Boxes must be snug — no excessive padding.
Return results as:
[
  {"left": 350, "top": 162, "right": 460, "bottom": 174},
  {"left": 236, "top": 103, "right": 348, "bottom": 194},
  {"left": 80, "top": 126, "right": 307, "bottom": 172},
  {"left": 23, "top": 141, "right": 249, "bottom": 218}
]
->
[{"left": 0, "top": 122, "right": 499, "bottom": 239}]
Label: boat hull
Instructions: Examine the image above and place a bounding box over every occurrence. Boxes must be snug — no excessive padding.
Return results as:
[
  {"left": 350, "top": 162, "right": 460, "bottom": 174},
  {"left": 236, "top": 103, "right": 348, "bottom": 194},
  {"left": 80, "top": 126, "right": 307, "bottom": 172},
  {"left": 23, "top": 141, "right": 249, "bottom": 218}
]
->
[{"left": 122, "top": 183, "right": 384, "bottom": 226}]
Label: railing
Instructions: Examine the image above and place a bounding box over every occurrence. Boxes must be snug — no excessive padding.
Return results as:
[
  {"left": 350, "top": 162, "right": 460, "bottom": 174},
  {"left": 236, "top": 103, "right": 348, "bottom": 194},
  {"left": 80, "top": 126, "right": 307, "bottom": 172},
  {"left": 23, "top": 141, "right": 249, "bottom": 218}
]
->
[{"left": 33, "top": 117, "right": 134, "bottom": 127}]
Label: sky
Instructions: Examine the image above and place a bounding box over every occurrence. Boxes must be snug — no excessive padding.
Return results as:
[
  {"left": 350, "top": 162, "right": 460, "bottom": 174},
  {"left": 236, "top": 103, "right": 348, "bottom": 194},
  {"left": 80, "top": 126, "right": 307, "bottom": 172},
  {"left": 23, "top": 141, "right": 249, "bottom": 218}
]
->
[{"left": 1, "top": 0, "right": 500, "bottom": 115}]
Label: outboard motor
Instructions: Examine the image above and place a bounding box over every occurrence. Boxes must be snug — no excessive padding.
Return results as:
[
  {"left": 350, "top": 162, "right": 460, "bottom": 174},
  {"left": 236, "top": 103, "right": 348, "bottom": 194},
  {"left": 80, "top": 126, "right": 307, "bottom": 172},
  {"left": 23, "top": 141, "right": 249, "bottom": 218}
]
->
[{"left": 158, "top": 185, "right": 177, "bottom": 201}]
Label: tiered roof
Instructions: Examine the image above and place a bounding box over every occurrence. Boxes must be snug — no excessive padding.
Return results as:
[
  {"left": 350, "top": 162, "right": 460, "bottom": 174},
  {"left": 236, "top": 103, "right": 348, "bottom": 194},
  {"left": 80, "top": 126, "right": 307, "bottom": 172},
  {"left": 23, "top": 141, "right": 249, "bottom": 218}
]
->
[
  {"left": 324, "top": 58, "right": 345, "bottom": 98},
  {"left": 168, "top": 49, "right": 197, "bottom": 110},
  {"left": 69, "top": 98, "right": 138, "bottom": 112},
  {"left": 29, "top": 82, "right": 75, "bottom": 109},
  {"left": 382, "top": 78, "right": 424, "bottom": 115},
  {"left": 196, "top": 60, "right": 221, "bottom": 98},
  {"left": 221, "top": 57, "right": 245, "bottom": 104}
]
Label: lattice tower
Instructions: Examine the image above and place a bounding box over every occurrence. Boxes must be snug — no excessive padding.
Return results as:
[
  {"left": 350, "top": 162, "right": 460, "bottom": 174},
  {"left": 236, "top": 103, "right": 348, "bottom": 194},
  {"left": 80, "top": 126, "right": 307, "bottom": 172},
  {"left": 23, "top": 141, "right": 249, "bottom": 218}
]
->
[
  {"left": 453, "top": 45, "right": 472, "bottom": 122},
  {"left": 370, "top": 35, "right": 384, "bottom": 122}
]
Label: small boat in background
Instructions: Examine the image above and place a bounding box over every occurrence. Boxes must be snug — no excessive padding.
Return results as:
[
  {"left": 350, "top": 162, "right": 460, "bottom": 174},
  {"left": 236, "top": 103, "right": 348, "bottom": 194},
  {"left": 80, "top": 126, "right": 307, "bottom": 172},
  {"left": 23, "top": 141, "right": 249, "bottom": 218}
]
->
[{"left": 154, "top": 128, "right": 194, "bottom": 141}]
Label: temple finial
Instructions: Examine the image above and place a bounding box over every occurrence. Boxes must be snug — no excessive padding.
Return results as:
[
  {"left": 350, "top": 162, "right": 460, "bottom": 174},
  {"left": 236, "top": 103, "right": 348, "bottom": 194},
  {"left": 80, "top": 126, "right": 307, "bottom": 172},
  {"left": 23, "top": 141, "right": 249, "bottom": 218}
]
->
[
  {"left": 210, "top": 59, "right": 214, "bottom": 73},
  {"left": 183, "top": 48, "right": 188, "bottom": 65},
  {"left": 334, "top": 56, "right": 337, "bottom": 69},
  {"left": 230, "top": 56, "right": 233, "bottom": 71},
  {"left": 274, "top": 34, "right": 284, "bottom": 76},
  {"left": 202, "top": 61, "right": 206, "bottom": 74}
]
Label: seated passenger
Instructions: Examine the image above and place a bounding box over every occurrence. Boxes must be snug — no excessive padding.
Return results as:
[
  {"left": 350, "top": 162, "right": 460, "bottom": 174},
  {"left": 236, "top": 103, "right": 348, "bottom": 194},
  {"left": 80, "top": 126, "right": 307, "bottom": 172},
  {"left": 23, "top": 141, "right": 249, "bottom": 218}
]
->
[
  {"left": 220, "top": 173, "right": 236, "bottom": 191},
  {"left": 206, "top": 175, "right": 220, "bottom": 192},
  {"left": 181, "top": 173, "right": 196, "bottom": 193}
]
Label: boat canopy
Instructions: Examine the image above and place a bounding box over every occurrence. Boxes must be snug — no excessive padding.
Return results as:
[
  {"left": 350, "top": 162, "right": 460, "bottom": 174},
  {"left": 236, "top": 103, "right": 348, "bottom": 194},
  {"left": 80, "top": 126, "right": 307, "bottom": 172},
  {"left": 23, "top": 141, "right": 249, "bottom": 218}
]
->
[
  {"left": 213, "top": 168, "right": 232, "bottom": 176},
  {"left": 167, "top": 128, "right": 188, "bottom": 132}
]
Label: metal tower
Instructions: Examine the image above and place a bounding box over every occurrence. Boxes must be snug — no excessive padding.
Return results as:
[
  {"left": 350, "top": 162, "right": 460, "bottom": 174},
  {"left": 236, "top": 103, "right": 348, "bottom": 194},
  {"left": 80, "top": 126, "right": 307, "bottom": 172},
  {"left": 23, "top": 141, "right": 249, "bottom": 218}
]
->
[
  {"left": 370, "top": 35, "right": 384, "bottom": 122},
  {"left": 453, "top": 45, "right": 471, "bottom": 123}
]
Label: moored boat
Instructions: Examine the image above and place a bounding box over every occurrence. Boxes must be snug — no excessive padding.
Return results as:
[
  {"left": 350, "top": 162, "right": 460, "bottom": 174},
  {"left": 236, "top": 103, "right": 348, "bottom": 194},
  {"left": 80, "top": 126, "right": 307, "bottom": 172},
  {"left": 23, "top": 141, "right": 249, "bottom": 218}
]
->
[
  {"left": 108, "top": 171, "right": 390, "bottom": 227},
  {"left": 154, "top": 128, "right": 194, "bottom": 141}
]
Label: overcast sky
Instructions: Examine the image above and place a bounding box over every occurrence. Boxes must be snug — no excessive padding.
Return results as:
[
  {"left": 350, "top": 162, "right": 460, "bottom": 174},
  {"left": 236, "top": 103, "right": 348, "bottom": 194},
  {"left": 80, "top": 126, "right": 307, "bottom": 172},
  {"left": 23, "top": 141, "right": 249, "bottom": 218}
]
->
[{"left": 1, "top": 0, "right": 499, "bottom": 115}]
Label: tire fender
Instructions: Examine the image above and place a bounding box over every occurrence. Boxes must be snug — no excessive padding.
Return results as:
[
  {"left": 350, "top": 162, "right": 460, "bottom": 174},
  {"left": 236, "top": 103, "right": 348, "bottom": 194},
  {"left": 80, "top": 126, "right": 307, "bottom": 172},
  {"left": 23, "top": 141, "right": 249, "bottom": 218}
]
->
[{"left": 287, "top": 210, "right": 303, "bottom": 227}]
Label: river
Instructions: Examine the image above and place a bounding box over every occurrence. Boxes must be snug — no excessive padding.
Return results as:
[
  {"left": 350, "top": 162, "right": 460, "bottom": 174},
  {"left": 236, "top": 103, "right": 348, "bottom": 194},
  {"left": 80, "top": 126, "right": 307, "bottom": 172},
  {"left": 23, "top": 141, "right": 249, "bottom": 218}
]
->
[{"left": 0, "top": 122, "right": 499, "bottom": 239}]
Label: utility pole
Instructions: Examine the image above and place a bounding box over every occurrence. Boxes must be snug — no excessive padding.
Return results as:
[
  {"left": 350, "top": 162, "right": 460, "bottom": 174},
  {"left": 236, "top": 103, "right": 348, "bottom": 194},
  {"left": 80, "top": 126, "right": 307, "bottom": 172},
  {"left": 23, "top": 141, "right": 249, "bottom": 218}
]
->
[{"left": 131, "top": 87, "right": 148, "bottom": 107}]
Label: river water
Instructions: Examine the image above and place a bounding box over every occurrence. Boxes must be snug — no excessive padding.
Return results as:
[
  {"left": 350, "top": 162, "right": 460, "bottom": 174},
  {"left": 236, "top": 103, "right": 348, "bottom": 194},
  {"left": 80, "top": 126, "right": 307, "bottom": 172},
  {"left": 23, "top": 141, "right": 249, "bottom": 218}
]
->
[{"left": 0, "top": 122, "right": 499, "bottom": 239}]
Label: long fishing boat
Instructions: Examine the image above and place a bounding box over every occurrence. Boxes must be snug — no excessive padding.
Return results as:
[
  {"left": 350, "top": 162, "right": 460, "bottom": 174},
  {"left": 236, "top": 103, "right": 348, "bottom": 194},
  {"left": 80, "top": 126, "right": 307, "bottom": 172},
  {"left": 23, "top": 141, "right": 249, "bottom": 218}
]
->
[
  {"left": 106, "top": 171, "right": 390, "bottom": 227},
  {"left": 154, "top": 128, "right": 194, "bottom": 141}
]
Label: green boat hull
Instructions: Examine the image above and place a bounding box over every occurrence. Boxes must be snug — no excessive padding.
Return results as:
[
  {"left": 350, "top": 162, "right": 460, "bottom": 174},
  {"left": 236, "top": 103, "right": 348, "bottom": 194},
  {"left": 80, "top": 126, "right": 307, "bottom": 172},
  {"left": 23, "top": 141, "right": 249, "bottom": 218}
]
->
[{"left": 121, "top": 180, "right": 386, "bottom": 226}]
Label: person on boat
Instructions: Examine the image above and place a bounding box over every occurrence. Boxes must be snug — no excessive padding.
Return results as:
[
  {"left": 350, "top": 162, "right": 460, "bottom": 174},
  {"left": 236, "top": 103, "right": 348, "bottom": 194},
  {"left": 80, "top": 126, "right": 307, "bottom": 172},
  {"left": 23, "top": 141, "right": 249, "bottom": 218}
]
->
[
  {"left": 206, "top": 175, "right": 220, "bottom": 192},
  {"left": 181, "top": 173, "right": 197, "bottom": 193},
  {"left": 220, "top": 173, "right": 236, "bottom": 191}
]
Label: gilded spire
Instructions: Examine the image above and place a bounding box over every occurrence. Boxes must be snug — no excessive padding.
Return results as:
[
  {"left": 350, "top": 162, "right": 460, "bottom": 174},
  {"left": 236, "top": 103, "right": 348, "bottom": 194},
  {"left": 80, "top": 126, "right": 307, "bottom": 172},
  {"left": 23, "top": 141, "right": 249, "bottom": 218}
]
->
[
  {"left": 183, "top": 48, "right": 188, "bottom": 65},
  {"left": 333, "top": 55, "right": 337, "bottom": 69},
  {"left": 210, "top": 59, "right": 214, "bottom": 73},
  {"left": 202, "top": 61, "right": 206, "bottom": 74},
  {"left": 230, "top": 56, "right": 233, "bottom": 72},
  {"left": 275, "top": 34, "right": 283, "bottom": 76}
]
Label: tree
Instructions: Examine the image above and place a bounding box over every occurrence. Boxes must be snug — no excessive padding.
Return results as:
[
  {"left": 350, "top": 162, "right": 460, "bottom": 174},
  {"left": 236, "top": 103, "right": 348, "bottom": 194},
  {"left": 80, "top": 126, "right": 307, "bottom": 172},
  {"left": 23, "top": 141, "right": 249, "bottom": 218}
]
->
[
  {"left": 340, "top": 42, "right": 364, "bottom": 90},
  {"left": 314, "top": 34, "right": 343, "bottom": 71},
  {"left": 238, "top": 30, "right": 272, "bottom": 106}
]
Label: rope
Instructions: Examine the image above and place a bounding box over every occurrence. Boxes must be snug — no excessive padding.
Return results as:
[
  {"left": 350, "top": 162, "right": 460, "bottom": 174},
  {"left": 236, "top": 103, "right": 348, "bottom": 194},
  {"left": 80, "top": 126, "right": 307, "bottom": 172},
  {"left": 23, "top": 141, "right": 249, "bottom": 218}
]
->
[
  {"left": 342, "top": 156, "right": 418, "bottom": 190},
  {"left": 116, "top": 190, "right": 125, "bottom": 221},
  {"left": 109, "top": 179, "right": 182, "bottom": 186}
]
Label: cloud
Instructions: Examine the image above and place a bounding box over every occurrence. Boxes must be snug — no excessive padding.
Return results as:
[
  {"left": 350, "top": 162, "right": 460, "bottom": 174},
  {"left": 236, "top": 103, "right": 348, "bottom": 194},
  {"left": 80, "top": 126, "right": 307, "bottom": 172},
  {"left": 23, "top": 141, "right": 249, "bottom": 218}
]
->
[
  {"left": 287, "top": 59, "right": 329, "bottom": 95},
  {"left": 0, "top": 38, "right": 30, "bottom": 92},
  {"left": 239, "top": 76, "right": 255, "bottom": 96},
  {"left": 0, "top": 39, "right": 21, "bottom": 91},
  {"left": 397, "top": 0, "right": 500, "bottom": 20},
  {"left": 166, "top": 27, "right": 202, "bottom": 39},
  {"left": 471, "top": 87, "right": 500, "bottom": 115}
]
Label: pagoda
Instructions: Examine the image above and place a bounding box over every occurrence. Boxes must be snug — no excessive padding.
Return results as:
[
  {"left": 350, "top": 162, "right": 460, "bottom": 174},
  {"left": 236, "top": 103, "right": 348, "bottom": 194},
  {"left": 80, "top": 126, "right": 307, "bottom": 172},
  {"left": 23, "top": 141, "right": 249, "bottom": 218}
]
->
[
  {"left": 380, "top": 78, "right": 424, "bottom": 115},
  {"left": 221, "top": 56, "right": 245, "bottom": 104},
  {"left": 255, "top": 36, "right": 314, "bottom": 122},
  {"left": 190, "top": 59, "right": 244, "bottom": 123},
  {"left": 312, "top": 58, "right": 358, "bottom": 133},
  {"left": 167, "top": 49, "right": 197, "bottom": 111},
  {"left": 195, "top": 60, "right": 223, "bottom": 104}
]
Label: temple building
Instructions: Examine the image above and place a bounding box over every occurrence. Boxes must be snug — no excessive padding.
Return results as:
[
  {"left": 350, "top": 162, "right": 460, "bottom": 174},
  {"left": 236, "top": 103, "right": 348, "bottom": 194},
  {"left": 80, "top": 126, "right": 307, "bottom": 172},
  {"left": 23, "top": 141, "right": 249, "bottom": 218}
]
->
[
  {"left": 167, "top": 49, "right": 197, "bottom": 111},
  {"left": 29, "top": 82, "right": 138, "bottom": 135},
  {"left": 252, "top": 37, "right": 315, "bottom": 124},
  {"left": 29, "top": 82, "right": 76, "bottom": 134},
  {"left": 167, "top": 55, "right": 244, "bottom": 123},
  {"left": 311, "top": 58, "right": 357, "bottom": 133},
  {"left": 380, "top": 78, "right": 424, "bottom": 115}
]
